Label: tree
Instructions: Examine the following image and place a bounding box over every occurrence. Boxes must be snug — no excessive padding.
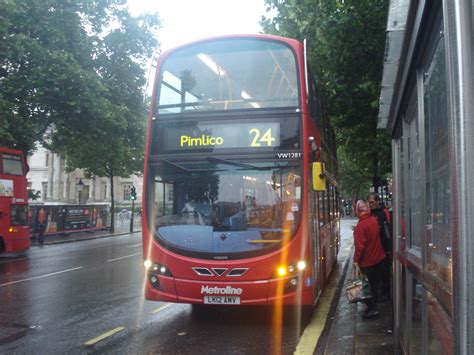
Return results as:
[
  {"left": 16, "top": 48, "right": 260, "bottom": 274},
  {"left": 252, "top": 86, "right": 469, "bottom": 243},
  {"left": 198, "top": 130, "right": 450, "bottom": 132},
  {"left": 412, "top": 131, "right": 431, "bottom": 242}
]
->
[
  {"left": 0, "top": 1, "right": 161, "bottom": 231},
  {"left": 262, "top": 0, "right": 390, "bottom": 198}
]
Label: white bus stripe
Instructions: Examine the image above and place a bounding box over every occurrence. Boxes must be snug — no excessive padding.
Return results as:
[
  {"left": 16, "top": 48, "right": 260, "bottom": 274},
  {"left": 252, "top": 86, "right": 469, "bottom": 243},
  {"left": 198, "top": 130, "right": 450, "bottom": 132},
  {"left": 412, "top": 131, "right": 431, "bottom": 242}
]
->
[
  {"left": 0, "top": 267, "right": 83, "bottom": 287},
  {"left": 107, "top": 252, "right": 141, "bottom": 262},
  {"left": 126, "top": 243, "right": 142, "bottom": 248}
]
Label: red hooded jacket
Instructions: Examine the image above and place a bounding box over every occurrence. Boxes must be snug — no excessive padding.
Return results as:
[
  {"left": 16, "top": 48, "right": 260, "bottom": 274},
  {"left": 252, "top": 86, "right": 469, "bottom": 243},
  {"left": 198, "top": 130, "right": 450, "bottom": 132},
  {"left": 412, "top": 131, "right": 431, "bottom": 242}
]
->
[{"left": 353, "top": 214, "right": 386, "bottom": 268}]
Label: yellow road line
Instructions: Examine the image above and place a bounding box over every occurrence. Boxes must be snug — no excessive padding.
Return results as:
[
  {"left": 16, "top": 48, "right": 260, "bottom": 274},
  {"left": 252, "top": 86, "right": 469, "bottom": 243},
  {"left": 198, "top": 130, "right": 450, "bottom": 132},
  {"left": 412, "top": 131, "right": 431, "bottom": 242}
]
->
[
  {"left": 152, "top": 303, "right": 172, "bottom": 314},
  {"left": 84, "top": 327, "right": 125, "bottom": 346},
  {"left": 294, "top": 278, "right": 339, "bottom": 354},
  {"left": 295, "top": 240, "right": 354, "bottom": 354}
]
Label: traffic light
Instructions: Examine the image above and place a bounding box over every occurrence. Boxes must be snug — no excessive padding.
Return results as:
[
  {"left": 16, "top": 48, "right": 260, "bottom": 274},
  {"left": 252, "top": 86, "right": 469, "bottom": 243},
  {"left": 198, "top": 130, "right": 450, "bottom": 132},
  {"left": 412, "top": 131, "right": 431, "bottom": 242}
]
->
[{"left": 130, "top": 186, "right": 137, "bottom": 201}]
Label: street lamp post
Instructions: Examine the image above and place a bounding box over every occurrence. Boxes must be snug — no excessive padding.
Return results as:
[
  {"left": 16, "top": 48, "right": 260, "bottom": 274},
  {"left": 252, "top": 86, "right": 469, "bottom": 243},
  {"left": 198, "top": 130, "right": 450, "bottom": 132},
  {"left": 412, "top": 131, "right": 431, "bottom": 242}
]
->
[
  {"left": 129, "top": 185, "right": 136, "bottom": 233},
  {"left": 77, "top": 179, "right": 84, "bottom": 205}
]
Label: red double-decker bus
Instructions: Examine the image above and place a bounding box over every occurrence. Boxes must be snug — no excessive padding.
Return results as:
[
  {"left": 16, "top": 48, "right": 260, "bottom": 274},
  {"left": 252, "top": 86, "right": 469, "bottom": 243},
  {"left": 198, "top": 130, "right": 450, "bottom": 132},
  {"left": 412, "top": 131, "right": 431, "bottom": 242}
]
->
[
  {"left": 0, "top": 147, "right": 30, "bottom": 253},
  {"left": 142, "top": 34, "right": 339, "bottom": 309}
]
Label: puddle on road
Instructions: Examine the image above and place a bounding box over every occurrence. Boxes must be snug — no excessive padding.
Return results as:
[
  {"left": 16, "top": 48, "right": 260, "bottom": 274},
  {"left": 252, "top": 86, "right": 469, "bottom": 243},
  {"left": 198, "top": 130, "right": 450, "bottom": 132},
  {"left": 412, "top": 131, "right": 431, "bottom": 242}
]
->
[{"left": 0, "top": 322, "right": 37, "bottom": 345}]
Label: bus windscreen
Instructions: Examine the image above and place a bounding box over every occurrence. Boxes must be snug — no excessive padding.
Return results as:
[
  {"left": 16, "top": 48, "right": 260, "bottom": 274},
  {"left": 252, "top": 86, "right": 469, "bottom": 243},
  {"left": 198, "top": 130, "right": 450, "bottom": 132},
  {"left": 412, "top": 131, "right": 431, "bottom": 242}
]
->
[
  {"left": 2, "top": 154, "right": 24, "bottom": 175},
  {"left": 148, "top": 160, "right": 302, "bottom": 257}
]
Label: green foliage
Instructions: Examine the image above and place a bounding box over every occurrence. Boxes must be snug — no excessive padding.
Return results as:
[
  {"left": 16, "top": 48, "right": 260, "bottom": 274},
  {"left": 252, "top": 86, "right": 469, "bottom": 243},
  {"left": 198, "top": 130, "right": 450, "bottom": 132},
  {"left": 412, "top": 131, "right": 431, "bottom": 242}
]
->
[
  {"left": 0, "top": 1, "right": 160, "bottom": 165},
  {"left": 0, "top": 0, "right": 160, "bottom": 231},
  {"left": 262, "top": 0, "right": 391, "bottom": 198}
]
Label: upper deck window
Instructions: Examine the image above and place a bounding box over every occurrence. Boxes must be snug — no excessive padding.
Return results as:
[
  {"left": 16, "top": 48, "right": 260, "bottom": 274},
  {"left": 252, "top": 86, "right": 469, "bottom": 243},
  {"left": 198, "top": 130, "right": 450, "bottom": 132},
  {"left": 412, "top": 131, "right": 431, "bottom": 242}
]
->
[
  {"left": 156, "top": 38, "right": 299, "bottom": 114},
  {"left": 1, "top": 154, "right": 24, "bottom": 175}
]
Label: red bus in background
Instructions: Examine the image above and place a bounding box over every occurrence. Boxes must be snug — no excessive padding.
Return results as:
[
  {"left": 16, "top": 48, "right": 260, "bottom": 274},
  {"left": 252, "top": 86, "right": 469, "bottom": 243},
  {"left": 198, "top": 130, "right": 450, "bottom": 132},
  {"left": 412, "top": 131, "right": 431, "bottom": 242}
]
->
[
  {"left": 0, "top": 147, "right": 30, "bottom": 253},
  {"left": 142, "top": 34, "right": 340, "bottom": 310}
]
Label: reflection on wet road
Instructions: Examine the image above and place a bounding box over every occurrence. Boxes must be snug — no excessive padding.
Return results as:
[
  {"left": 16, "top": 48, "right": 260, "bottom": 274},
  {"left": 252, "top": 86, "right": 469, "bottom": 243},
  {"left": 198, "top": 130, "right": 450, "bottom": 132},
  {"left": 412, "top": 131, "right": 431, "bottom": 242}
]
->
[{"left": 0, "top": 219, "right": 355, "bottom": 354}]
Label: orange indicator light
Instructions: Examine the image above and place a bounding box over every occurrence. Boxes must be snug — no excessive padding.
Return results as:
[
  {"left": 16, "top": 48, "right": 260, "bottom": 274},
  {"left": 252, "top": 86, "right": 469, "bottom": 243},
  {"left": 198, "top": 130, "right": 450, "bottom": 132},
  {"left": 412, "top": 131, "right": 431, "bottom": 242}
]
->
[{"left": 277, "top": 266, "right": 287, "bottom": 277}]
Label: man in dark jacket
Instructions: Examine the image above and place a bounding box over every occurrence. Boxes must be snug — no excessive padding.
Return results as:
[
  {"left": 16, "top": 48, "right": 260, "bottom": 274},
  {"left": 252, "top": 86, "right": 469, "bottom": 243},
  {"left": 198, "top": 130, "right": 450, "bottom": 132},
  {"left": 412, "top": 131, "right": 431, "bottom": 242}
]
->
[
  {"left": 353, "top": 200, "right": 387, "bottom": 318},
  {"left": 367, "top": 192, "right": 391, "bottom": 252},
  {"left": 368, "top": 192, "right": 392, "bottom": 300}
]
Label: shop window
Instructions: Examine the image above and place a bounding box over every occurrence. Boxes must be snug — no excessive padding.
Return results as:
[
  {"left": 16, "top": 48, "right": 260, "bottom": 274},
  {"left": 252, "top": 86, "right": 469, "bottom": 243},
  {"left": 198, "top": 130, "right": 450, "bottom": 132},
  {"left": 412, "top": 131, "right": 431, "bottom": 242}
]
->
[
  {"left": 123, "top": 184, "right": 132, "bottom": 201},
  {"left": 101, "top": 182, "right": 107, "bottom": 200},
  {"left": 42, "top": 182, "right": 48, "bottom": 200}
]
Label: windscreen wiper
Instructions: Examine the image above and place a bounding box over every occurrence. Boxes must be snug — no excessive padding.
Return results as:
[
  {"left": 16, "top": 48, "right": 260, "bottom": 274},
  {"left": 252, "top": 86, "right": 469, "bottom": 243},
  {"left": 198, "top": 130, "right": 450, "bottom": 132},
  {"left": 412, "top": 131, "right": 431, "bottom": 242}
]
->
[{"left": 206, "top": 157, "right": 270, "bottom": 170}]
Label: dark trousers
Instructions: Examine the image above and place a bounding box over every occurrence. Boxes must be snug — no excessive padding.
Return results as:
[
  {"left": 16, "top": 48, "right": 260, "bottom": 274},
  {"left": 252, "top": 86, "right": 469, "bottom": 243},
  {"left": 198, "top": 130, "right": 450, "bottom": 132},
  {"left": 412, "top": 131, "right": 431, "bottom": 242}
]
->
[
  {"left": 37, "top": 223, "right": 44, "bottom": 244},
  {"left": 380, "top": 257, "right": 391, "bottom": 299},
  {"left": 361, "top": 260, "right": 385, "bottom": 311}
]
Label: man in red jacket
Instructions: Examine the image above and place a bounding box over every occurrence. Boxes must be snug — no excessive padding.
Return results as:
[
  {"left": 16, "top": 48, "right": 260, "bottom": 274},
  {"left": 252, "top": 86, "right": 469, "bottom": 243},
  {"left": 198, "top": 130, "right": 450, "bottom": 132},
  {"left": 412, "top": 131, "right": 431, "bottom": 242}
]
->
[{"left": 353, "top": 200, "right": 387, "bottom": 318}]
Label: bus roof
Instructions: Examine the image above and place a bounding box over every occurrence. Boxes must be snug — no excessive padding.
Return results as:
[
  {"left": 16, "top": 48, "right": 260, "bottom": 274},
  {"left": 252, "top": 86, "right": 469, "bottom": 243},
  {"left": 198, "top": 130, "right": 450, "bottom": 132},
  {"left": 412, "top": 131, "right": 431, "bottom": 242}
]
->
[
  {"left": 0, "top": 147, "right": 25, "bottom": 156},
  {"left": 158, "top": 33, "right": 302, "bottom": 58}
]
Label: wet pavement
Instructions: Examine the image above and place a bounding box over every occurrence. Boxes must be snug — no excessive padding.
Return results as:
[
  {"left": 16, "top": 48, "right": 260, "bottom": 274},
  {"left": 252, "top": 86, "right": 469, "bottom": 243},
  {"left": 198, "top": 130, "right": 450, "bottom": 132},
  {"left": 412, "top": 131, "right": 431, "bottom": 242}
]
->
[
  {"left": 317, "top": 219, "right": 396, "bottom": 354},
  {"left": 23, "top": 216, "right": 396, "bottom": 354}
]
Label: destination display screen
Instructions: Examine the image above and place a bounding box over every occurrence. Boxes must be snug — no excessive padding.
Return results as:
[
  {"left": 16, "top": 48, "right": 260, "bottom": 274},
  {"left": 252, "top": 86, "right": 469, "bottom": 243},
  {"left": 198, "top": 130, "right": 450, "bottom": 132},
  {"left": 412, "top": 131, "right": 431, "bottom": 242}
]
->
[
  {"left": 165, "top": 122, "right": 279, "bottom": 150},
  {"left": 153, "top": 117, "right": 300, "bottom": 153}
]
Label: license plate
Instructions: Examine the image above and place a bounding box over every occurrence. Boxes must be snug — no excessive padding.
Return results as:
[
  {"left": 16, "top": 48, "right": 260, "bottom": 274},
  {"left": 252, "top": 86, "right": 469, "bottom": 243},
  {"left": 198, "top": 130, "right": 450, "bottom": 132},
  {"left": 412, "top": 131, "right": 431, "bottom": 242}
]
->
[{"left": 203, "top": 296, "right": 241, "bottom": 305}]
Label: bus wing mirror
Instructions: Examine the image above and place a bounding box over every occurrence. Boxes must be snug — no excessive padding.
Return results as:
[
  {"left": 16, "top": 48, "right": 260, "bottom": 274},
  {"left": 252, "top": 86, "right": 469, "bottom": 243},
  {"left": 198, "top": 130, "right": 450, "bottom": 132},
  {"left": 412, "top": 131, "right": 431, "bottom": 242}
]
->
[{"left": 312, "top": 162, "right": 326, "bottom": 191}]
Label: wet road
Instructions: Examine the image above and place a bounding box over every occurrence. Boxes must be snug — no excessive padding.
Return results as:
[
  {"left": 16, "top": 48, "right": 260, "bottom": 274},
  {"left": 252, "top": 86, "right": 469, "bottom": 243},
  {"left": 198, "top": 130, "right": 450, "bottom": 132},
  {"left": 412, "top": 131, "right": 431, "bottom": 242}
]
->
[{"left": 0, "top": 219, "right": 355, "bottom": 354}]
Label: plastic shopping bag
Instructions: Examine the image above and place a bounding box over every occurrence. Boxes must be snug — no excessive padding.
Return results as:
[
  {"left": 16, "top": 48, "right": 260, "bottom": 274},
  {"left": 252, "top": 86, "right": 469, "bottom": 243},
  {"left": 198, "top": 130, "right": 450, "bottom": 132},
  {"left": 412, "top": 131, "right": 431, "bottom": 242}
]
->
[{"left": 345, "top": 273, "right": 372, "bottom": 304}]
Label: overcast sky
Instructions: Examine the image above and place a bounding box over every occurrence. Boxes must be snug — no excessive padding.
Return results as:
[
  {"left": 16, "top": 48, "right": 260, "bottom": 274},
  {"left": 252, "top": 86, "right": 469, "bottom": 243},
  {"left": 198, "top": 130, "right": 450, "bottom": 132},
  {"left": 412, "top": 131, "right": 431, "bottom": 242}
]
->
[{"left": 127, "top": 0, "right": 270, "bottom": 51}]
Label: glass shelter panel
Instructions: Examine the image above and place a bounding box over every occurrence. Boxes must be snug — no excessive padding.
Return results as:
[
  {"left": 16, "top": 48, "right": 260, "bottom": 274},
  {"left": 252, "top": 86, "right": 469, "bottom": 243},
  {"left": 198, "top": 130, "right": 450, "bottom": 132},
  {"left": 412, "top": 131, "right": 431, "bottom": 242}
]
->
[
  {"left": 399, "top": 135, "right": 407, "bottom": 251},
  {"left": 423, "top": 29, "right": 452, "bottom": 289},
  {"left": 408, "top": 276, "right": 424, "bottom": 354},
  {"left": 427, "top": 291, "right": 451, "bottom": 354},
  {"left": 406, "top": 104, "right": 422, "bottom": 251}
]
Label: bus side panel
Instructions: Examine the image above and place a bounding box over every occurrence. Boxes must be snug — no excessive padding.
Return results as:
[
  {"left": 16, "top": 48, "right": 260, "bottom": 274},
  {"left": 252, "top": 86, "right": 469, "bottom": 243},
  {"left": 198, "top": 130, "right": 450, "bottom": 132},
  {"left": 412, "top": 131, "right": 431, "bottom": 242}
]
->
[
  {"left": 318, "top": 223, "right": 333, "bottom": 286},
  {"left": 4, "top": 235, "right": 30, "bottom": 253}
]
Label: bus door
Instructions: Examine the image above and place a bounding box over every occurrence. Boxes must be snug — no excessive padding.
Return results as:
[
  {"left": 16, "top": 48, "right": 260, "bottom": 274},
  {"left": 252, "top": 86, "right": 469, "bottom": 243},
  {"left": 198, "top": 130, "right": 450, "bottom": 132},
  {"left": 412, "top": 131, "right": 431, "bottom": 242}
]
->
[
  {"left": 312, "top": 157, "right": 333, "bottom": 288},
  {"left": 328, "top": 182, "right": 338, "bottom": 265},
  {"left": 310, "top": 183, "right": 321, "bottom": 299},
  {"left": 309, "top": 160, "right": 324, "bottom": 297}
]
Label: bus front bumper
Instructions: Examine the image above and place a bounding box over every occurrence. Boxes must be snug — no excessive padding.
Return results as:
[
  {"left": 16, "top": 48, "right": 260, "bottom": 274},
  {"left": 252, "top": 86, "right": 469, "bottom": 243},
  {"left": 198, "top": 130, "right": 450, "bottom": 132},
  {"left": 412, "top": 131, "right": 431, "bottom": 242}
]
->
[{"left": 145, "top": 274, "right": 314, "bottom": 305}]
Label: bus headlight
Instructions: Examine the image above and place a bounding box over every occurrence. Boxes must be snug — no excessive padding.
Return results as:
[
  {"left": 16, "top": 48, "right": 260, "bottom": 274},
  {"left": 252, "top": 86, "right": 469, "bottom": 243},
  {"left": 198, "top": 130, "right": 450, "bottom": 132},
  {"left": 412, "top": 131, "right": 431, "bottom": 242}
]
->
[
  {"left": 274, "top": 260, "right": 307, "bottom": 278},
  {"left": 297, "top": 260, "right": 306, "bottom": 271},
  {"left": 144, "top": 259, "right": 153, "bottom": 269},
  {"left": 146, "top": 261, "right": 173, "bottom": 277}
]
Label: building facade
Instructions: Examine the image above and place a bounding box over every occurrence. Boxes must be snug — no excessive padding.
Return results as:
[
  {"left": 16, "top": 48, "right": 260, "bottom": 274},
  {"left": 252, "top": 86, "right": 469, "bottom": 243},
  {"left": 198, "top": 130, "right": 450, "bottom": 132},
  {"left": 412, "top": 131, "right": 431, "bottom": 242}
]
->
[{"left": 27, "top": 144, "right": 143, "bottom": 207}]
